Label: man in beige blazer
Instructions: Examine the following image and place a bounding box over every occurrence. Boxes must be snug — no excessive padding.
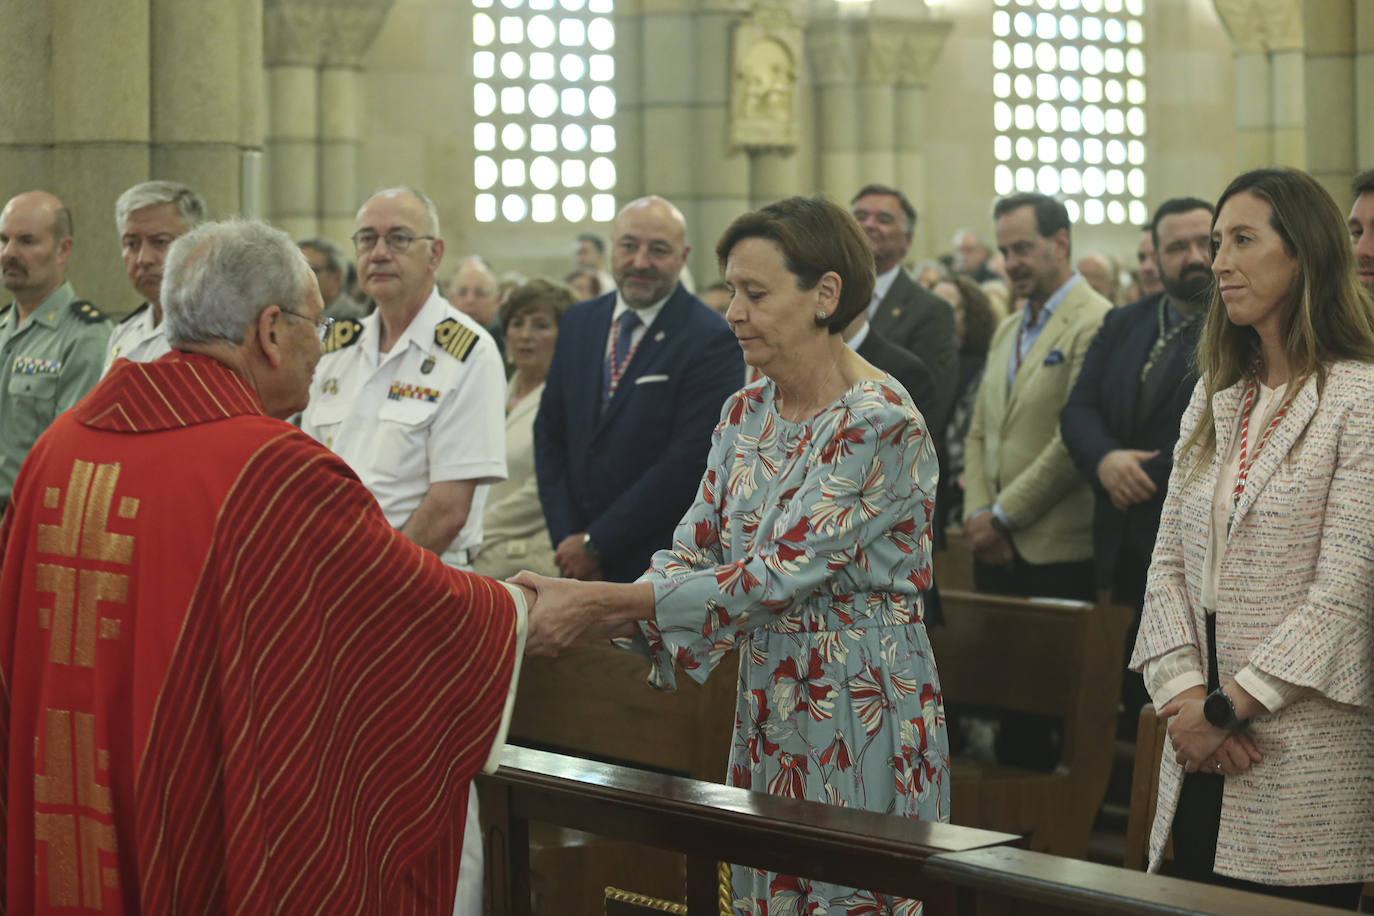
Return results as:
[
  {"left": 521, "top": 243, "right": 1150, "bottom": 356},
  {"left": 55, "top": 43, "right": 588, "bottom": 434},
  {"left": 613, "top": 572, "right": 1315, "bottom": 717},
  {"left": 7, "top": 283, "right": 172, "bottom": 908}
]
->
[{"left": 963, "top": 192, "right": 1111, "bottom": 601}]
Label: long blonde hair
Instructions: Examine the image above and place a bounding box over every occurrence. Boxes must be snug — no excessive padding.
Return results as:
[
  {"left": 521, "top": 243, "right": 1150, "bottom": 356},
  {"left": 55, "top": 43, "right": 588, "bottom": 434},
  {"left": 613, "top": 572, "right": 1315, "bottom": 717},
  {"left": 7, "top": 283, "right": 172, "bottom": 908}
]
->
[{"left": 1179, "top": 168, "right": 1374, "bottom": 474}]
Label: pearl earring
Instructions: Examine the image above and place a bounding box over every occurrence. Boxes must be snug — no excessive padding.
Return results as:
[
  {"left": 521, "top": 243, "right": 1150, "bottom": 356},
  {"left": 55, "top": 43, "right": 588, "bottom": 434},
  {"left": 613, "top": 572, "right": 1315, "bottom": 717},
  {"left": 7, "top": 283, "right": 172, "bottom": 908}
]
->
[{"left": 815, "top": 309, "right": 828, "bottom": 321}]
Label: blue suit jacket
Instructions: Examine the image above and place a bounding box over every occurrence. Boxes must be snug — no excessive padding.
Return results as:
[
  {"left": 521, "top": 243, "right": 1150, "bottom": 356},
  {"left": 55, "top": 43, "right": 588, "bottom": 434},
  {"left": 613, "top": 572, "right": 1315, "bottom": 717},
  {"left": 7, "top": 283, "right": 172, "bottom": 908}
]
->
[
  {"left": 534, "top": 284, "right": 743, "bottom": 582},
  {"left": 1059, "top": 292, "right": 1200, "bottom": 589}
]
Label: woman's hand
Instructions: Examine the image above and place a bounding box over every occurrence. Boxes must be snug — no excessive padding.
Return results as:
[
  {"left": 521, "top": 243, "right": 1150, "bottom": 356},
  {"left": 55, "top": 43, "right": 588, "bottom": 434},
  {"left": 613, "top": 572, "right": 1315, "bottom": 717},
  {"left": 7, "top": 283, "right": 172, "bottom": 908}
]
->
[
  {"left": 508, "top": 572, "right": 643, "bottom": 656},
  {"left": 1158, "top": 695, "right": 1230, "bottom": 772},
  {"left": 1202, "top": 731, "right": 1263, "bottom": 777}
]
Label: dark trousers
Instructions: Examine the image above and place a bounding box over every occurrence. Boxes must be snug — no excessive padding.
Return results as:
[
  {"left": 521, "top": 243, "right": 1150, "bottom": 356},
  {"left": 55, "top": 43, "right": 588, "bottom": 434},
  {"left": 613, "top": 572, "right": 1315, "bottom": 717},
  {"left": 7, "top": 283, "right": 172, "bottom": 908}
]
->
[
  {"left": 959, "top": 549, "right": 1095, "bottom": 770},
  {"left": 1111, "top": 545, "right": 1152, "bottom": 739},
  {"left": 973, "top": 551, "right": 1096, "bottom": 602}
]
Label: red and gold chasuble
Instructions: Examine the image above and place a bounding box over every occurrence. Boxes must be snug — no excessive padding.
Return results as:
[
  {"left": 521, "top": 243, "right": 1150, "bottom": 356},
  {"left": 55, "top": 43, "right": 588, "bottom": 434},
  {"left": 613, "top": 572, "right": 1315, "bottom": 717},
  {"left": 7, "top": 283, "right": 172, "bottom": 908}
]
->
[{"left": 0, "top": 352, "right": 517, "bottom": 914}]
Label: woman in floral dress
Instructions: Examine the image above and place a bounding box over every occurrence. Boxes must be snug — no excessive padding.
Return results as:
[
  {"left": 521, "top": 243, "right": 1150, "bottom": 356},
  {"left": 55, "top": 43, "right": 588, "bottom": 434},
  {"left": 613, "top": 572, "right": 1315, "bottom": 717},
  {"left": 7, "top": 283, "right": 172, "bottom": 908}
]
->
[{"left": 517, "top": 196, "right": 949, "bottom": 915}]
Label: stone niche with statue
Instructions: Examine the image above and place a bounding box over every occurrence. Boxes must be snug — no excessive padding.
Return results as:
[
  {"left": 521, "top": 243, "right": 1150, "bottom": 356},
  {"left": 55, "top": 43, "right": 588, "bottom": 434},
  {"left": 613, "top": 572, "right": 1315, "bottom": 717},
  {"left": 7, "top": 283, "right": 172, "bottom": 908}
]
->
[{"left": 730, "top": 5, "right": 803, "bottom": 152}]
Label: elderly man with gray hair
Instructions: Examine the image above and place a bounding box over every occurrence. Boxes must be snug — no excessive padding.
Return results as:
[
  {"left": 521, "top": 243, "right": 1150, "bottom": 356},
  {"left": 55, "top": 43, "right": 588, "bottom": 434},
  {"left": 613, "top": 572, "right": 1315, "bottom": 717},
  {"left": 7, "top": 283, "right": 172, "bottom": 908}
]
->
[
  {"left": 0, "top": 217, "right": 531, "bottom": 913},
  {"left": 102, "top": 179, "right": 207, "bottom": 372}
]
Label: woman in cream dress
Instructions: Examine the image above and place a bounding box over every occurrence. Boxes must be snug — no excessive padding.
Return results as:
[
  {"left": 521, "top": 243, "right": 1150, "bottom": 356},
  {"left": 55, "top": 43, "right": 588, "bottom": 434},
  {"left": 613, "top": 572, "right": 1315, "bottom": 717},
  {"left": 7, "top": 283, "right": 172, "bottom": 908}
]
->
[{"left": 473, "top": 279, "right": 573, "bottom": 580}]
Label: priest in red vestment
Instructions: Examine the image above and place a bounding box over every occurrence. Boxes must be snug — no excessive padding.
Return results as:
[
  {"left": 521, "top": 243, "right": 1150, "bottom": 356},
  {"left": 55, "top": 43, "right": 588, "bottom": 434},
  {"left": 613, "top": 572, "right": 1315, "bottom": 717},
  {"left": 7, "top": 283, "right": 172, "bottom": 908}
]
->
[{"left": 0, "top": 219, "right": 529, "bottom": 914}]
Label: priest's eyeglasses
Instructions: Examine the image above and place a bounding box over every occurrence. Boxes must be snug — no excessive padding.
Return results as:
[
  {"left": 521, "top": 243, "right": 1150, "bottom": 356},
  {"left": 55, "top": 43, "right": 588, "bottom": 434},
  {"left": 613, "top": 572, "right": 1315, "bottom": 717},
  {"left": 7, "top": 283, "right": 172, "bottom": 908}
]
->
[
  {"left": 351, "top": 229, "right": 436, "bottom": 253},
  {"left": 281, "top": 308, "right": 336, "bottom": 344}
]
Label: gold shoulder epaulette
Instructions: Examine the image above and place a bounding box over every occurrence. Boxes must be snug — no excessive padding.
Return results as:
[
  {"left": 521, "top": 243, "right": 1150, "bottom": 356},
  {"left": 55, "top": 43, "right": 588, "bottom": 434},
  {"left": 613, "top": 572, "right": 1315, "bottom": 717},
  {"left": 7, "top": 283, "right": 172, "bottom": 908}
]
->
[
  {"left": 323, "top": 319, "right": 363, "bottom": 354},
  {"left": 70, "top": 300, "right": 108, "bottom": 323},
  {"left": 434, "top": 318, "right": 478, "bottom": 362}
]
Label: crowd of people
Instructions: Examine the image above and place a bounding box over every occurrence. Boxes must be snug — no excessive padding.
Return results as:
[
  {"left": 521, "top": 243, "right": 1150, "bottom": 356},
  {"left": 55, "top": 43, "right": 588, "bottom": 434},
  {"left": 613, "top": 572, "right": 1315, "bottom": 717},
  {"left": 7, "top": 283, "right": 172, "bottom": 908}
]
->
[{"left": 0, "top": 164, "right": 1371, "bottom": 912}]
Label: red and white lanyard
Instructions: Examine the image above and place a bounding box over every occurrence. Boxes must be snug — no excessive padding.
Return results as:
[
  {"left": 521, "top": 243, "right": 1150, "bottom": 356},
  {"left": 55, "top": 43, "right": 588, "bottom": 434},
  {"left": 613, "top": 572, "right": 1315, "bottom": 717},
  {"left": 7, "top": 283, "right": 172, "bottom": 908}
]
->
[
  {"left": 606, "top": 314, "right": 644, "bottom": 398},
  {"left": 1231, "top": 371, "right": 1302, "bottom": 519}
]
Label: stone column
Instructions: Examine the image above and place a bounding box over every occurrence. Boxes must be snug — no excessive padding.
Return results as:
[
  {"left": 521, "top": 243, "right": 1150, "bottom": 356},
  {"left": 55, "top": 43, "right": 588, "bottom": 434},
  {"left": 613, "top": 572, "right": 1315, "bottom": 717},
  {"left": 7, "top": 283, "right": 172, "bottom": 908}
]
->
[
  {"left": 696, "top": 0, "right": 752, "bottom": 270},
  {"left": 807, "top": 16, "right": 952, "bottom": 254},
  {"left": 1360, "top": 2, "right": 1374, "bottom": 169},
  {"left": 264, "top": 0, "right": 392, "bottom": 245},
  {"left": 319, "top": 67, "right": 363, "bottom": 243},
  {"left": 0, "top": 0, "right": 262, "bottom": 310},
  {"left": 616, "top": 0, "right": 751, "bottom": 286},
  {"left": 807, "top": 24, "right": 863, "bottom": 200},
  {"left": 1213, "top": 0, "right": 1359, "bottom": 203},
  {"left": 150, "top": 0, "right": 260, "bottom": 220},
  {"left": 0, "top": 0, "right": 151, "bottom": 306},
  {"left": 45, "top": 0, "right": 154, "bottom": 305},
  {"left": 266, "top": 63, "right": 321, "bottom": 240}
]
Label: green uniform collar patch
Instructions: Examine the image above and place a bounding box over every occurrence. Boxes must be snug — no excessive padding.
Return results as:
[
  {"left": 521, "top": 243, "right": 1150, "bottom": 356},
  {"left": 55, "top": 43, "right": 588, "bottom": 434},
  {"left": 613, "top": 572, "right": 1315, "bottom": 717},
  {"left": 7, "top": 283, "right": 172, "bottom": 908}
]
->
[{"left": 70, "top": 300, "right": 107, "bottom": 323}]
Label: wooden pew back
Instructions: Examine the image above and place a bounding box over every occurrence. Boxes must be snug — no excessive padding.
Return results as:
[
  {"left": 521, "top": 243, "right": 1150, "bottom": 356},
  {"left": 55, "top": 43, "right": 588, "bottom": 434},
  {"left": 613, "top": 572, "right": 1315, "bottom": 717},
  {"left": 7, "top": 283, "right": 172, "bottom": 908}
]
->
[
  {"left": 931, "top": 588, "right": 1132, "bottom": 856},
  {"left": 481, "top": 748, "right": 1349, "bottom": 916},
  {"left": 507, "top": 641, "right": 738, "bottom": 782}
]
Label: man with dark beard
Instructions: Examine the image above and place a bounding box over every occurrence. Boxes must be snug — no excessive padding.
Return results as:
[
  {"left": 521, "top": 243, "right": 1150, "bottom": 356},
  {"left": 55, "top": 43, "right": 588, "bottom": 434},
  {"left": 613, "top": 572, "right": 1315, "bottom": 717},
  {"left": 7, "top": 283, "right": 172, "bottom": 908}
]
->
[
  {"left": 1349, "top": 169, "right": 1374, "bottom": 296},
  {"left": 1060, "top": 196, "right": 1214, "bottom": 728}
]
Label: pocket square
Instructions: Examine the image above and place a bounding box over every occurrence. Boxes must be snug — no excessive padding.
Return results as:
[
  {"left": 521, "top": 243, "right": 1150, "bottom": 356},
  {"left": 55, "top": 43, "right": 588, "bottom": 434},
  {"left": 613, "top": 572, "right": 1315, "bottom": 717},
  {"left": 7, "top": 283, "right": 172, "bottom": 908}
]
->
[
  {"left": 635, "top": 374, "right": 669, "bottom": 385},
  {"left": 1042, "top": 349, "right": 1065, "bottom": 366}
]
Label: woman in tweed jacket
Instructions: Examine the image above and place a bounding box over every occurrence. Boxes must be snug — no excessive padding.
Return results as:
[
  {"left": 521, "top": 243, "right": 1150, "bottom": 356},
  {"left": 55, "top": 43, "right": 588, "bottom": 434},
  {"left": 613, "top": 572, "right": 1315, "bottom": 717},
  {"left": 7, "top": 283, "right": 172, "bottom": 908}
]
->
[{"left": 1130, "top": 168, "right": 1374, "bottom": 908}]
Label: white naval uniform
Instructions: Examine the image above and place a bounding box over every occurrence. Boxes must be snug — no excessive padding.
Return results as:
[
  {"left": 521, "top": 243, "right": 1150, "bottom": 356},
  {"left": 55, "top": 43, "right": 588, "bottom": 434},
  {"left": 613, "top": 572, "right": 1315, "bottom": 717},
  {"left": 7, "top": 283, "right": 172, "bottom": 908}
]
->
[
  {"left": 300, "top": 287, "right": 507, "bottom": 916},
  {"left": 102, "top": 302, "right": 171, "bottom": 374},
  {"left": 300, "top": 287, "right": 507, "bottom": 568}
]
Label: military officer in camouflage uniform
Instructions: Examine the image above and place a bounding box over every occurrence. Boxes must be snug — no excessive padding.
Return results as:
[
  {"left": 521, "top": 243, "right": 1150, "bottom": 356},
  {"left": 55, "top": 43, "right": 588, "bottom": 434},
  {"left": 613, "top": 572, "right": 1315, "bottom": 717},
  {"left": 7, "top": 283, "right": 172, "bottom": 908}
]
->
[{"left": 0, "top": 191, "right": 110, "bottom": 506}]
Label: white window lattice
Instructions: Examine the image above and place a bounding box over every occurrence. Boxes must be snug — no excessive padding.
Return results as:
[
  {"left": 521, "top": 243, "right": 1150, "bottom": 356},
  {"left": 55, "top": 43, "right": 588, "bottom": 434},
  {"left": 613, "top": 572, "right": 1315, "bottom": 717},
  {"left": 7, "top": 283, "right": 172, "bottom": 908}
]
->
[
  {"left": 472, "top": 0, "right": 616, "bottom": 223},
  {"left": 992, "top": 0, "right": 1147, "bottom": 227}
]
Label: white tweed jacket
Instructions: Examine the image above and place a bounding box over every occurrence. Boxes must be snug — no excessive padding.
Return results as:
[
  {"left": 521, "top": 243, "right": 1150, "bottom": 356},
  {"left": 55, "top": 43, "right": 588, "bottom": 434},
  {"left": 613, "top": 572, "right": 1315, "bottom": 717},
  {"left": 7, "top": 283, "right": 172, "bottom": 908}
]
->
[{"left": 1131, "top": 360, "right": 1374, "bottom": 885}]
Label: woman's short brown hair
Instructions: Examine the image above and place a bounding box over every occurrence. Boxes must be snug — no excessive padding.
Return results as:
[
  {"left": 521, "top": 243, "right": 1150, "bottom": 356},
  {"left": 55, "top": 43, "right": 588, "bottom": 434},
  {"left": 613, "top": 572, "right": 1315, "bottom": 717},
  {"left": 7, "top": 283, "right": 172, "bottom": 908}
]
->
[
  {"left": 499, "top": 278, "right": 576, "bottom": 334},
  {"left": 714, "top": 196, "right": 875, "bottom": 335},
  {"left": 949, "top": 275, "right": 997, "bottom": 355}
]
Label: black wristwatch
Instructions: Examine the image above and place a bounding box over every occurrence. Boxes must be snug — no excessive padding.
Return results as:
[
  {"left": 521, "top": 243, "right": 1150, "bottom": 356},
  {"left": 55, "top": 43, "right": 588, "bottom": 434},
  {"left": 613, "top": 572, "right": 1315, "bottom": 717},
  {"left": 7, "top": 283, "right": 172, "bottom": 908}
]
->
[
  {"left": 1203, "top": 687, "right": 1248, "bottom": 731},
  {"left": 582, "top": 532, "right": 600, "bottom": 559}
]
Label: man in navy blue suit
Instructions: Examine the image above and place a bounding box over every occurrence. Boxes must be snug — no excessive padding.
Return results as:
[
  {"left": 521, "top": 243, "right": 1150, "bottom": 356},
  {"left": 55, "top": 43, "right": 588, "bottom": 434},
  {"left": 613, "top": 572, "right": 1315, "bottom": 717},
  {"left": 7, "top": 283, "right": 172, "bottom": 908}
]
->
[
  {"left": 534, "top": 195, "right": 742, "bottom": 583},
  {"left": 1060, "top": 196, "right": 1213, "bottom": 730}
]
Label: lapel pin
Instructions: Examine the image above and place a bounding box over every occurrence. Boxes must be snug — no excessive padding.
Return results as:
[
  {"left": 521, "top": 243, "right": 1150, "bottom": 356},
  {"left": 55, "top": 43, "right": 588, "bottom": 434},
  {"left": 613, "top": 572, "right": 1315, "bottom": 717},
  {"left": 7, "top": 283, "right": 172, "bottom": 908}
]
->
[
  {"left": 421, "top": 356, "right": 435, "bottom": 374},
  {"left": 654, "top": 331, "right": 665, "bottom": 342}
]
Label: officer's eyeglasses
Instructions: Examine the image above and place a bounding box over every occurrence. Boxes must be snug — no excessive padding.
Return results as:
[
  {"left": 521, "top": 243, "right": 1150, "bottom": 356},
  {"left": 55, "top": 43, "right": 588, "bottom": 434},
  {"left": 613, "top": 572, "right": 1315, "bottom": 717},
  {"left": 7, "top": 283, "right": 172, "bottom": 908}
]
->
[
  {"left": 281, "top": 309, "right": 335, "bottom": 344},
  {"left": 351, "top": 229, "right": 436, "bottom": 253}
]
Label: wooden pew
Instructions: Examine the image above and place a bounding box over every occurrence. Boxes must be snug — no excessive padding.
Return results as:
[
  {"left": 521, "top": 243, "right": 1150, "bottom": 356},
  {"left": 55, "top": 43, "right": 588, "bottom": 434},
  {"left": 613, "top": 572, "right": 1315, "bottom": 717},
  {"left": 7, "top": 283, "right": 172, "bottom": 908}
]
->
[
  {"left": 1124, "top": 704, "right": 1168, "bottom": 870},
  {"left": 507, "top": 640, "right": 738, "bottom": 781},
  {"left": 923, "top": 845, "right": 1349, "bottom": 915},
  {"left": 480, "top": 746, "right": 1021, "bottom": 915},
  {"left": 501, "top": 643, "right": 739, "bottom": 915},
  {"left": 481, "top": 747, "right": 1349, "bottom": 916},
  {"left": 931, "top": 589, "right": 1132, "bottom": 858},
  {"left": 933, "top": 528, "right": 976, "bottom": 592}
]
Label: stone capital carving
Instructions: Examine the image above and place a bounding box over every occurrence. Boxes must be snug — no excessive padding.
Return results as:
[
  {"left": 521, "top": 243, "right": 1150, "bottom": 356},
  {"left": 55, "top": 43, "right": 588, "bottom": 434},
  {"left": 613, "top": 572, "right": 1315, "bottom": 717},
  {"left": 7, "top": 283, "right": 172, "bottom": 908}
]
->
[
  {"left": 1211, "top": 0, "right": 1303, "bottom": 53},
  {"left": 731, "top": 5, "right": 802, "bottom": 151},
  {"left": 805, "top": 17, "right": 952, "bottom": 87},
  {"left": 264, "top": 0, "right": 395, "bottom": 68}
]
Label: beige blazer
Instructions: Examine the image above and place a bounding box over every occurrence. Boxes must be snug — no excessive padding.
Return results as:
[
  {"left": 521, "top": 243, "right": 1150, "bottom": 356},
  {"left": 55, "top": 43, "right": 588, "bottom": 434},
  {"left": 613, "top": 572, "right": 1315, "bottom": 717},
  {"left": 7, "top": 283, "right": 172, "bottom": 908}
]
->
[
  {"left": 962, "top": 279, "right": 1110, "bottom": 564},
  {"left": 472, "top": 378, "right": 561, "bottom": 580},
  {"left": 1132, "top": 362, "right": 1374, "bottom": 885}
]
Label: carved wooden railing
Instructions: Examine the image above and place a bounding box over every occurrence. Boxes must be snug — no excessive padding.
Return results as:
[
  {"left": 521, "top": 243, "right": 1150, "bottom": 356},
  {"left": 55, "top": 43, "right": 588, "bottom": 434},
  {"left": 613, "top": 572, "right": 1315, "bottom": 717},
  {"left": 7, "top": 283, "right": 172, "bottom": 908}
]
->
[{"left": 479, "top": 747, "right": 1346, "bottom": 916}]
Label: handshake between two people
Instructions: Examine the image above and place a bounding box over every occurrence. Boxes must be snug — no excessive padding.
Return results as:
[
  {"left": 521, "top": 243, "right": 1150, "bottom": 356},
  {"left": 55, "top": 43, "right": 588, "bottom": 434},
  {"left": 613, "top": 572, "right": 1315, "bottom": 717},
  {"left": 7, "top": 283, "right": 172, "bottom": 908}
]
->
[{"left": 504, "top": 571, "right": 652, "bottom": 658}]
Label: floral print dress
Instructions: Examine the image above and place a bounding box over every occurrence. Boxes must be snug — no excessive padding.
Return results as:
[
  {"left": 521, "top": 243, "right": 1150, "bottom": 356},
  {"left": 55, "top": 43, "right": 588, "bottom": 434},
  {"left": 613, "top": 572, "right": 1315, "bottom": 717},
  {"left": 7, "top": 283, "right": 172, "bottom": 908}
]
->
[{"left": 632, "top": 376, "right": 951, "bottom": 915}]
